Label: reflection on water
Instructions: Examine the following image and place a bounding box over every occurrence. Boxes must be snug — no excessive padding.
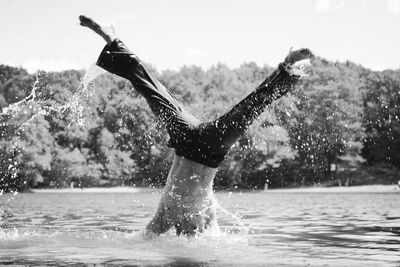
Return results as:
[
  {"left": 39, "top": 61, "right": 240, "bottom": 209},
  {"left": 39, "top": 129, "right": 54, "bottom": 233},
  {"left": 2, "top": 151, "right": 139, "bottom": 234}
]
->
[{"left": 0, "top": 191, "right": 399, "bottom": 266}]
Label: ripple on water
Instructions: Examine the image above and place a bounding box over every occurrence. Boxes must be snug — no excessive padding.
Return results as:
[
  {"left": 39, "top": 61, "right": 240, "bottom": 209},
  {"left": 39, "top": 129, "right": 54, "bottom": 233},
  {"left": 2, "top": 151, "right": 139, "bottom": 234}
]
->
[{"left": 0, "top": 192, "right": 399, "bottom": 266}]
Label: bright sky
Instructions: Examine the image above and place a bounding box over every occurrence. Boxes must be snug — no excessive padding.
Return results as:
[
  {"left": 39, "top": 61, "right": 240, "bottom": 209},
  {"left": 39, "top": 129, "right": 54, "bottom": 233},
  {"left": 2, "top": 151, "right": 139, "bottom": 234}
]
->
[{"left": 1, "top": 0, "right": 399, "bottom": 73}]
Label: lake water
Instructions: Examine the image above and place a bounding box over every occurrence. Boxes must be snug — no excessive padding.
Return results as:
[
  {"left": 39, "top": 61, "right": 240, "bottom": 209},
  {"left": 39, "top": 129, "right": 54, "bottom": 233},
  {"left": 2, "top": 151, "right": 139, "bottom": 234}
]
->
[{"left": 0, "top": 190, "right": 399, "bottom": 266}]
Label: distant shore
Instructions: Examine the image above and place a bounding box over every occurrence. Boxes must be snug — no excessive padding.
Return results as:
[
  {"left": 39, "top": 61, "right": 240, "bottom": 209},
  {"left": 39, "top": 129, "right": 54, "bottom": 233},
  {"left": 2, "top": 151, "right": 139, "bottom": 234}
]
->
[
  {"left": 30, "top": 186, "right": 158, "bottom": 194},
  {"left": 26, "top": 184, "right": 400, "bottom": 194},
  {"left": 266, "top": 184, "right": 400, "bottom": 193}
]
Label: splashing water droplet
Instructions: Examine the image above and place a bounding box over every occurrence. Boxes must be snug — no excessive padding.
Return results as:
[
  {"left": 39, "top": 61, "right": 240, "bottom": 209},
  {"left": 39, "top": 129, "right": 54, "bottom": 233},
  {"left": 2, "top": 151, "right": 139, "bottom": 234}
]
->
[
  {"left": 291, "top": 59, "right": 311, "bottom": 77},
  {"left": 1, "top": 64, "right": 105, "bottom": 127},
  {"left": 0, "top": 64, "right": 105, "bottom": 194}
]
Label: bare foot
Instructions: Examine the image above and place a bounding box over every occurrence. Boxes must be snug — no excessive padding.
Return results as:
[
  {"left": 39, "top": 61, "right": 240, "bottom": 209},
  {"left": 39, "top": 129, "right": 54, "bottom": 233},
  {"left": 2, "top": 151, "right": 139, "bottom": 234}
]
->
[
  {"left": 284, "top": 48, "right": 314, "bottom": 65},
  {"left": 79, "top": 15, "right": 117, "bottom": 44}
]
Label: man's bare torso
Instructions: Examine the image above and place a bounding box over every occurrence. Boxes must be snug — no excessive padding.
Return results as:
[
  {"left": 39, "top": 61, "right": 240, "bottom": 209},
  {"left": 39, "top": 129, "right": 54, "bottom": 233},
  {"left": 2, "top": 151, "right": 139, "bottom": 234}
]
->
[{"left": 145, "top": 155, "right": 218, "bottom": 236}]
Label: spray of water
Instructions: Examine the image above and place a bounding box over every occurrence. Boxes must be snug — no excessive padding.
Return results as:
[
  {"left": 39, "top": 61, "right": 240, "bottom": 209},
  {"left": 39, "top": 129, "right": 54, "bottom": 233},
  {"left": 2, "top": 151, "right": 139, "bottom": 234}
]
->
[
  {"left": 291, "top": 59, "right": 311, "bottom": 77},
  {"left": 1, "top": 64, "right": 105, "bottom": 127},
  {"left": 0, "top": 64, "right": 105, "bottom": 218},
  {"left": 216, "top": 203, "right": 249, "bottom": 234},
  {"left": 59, "top": 64, "right": 106, "bottom": 126}
]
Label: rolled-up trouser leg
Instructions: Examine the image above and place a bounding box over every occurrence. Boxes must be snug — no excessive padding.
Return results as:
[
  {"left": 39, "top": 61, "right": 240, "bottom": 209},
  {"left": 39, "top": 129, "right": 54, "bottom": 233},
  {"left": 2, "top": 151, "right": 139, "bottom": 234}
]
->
[{"left": 96, "top": 39, "right": 198, "bottom": 137}]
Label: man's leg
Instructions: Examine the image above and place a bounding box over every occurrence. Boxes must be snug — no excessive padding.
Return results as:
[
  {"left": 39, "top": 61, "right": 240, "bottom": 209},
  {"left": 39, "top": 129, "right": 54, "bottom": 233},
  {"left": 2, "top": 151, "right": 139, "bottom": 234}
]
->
[
  {"left": 80, "top": 16, "right": 199, "bottom": 237},
  {"left": 79, "top": 16, "right": 200, "bottom": 138},
  {"left": 212, "top": 49, "right": 313, "bottom": 149}
]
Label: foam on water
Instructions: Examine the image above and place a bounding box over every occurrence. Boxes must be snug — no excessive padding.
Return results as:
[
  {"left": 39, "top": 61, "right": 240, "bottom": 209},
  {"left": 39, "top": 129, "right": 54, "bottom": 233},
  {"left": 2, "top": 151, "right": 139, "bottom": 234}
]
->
[{"left": 0, "top": 226, "right": 252, "bottom": 266}]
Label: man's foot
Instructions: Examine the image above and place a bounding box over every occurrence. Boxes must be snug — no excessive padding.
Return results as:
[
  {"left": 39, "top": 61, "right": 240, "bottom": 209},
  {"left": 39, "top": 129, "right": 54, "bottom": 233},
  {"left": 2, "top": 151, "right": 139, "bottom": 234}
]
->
[
  {"left": 79, "top": 15, "right": 117, "bottom": 44},
  {"left": 284, "top": 48, "right": 314, "bottom": 65}
]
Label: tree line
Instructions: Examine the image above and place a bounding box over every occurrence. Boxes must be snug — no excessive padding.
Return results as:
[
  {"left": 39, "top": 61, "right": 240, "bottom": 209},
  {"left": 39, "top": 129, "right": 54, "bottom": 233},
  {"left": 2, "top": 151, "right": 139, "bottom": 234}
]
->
[{"left": 0, "top": 57, "right": 399, "bottom": 192}]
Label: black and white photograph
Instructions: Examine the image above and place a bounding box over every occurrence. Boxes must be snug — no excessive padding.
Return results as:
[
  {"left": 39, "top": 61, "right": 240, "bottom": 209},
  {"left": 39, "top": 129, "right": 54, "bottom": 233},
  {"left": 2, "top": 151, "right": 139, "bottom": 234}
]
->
[{"left": 0, "top": 0, "right": 399, "bottom": 266}]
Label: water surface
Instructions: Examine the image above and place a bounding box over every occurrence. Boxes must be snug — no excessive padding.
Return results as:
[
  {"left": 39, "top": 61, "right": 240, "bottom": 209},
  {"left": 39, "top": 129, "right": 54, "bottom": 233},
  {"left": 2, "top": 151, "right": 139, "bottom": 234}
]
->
[{"left": 1, "top": 191, "right": 399, "bottom": 266}]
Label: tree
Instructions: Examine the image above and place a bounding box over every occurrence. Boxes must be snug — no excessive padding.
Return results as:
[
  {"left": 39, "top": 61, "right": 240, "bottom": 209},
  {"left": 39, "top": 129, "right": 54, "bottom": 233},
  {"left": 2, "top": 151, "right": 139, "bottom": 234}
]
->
[
  {"left": 49, "top": 147, "right": 103, "bottom": 188},
  {"left": 362, "top": 70, "right": 400, "bottom": 173},
  {"left": 287, "top": 59, "right": 366, "bottom": 185}
]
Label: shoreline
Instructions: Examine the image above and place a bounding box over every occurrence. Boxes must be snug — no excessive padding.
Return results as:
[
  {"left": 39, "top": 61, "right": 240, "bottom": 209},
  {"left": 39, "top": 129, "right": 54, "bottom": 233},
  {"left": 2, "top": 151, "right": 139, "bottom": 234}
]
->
[
  {"left": 30, "top": 186, "right": 158, "bottom": 194},
  {"left": 25, "top": 184, "right": 400, "bottom": 194},
  {"left": 266, "top": 184, "right": 400, "bottom": 193}
]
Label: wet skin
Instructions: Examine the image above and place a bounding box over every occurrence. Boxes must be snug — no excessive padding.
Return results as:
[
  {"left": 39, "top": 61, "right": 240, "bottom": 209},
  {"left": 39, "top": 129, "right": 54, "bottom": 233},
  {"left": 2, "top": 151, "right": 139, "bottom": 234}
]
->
[{"left": 145, "top": 155, "right": 218, "bottom": 236}]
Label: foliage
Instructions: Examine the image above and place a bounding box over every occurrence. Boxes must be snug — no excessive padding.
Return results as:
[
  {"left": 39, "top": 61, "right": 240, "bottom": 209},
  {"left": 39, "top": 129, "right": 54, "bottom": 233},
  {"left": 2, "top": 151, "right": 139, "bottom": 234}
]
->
[
  {"left": 286, "top": 59, "right": 367, "bottom": 186},
  {"left": 0, "top": 57, "right": 399, "bottom": 192},
  {"left": 362, "top": 70, "right": 400, "bottom": 174}
]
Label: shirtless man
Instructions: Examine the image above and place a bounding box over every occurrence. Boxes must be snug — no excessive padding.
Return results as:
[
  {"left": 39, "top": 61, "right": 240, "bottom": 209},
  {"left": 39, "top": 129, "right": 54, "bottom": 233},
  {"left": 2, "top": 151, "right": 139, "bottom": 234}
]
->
[{"left": 79, "top": 15, "right": 313, "bottom": 236}]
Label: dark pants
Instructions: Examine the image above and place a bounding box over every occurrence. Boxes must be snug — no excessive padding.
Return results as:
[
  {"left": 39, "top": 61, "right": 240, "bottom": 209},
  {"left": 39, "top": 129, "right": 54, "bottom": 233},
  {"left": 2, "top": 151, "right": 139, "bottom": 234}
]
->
[{"left": 97, "top": 39, "right": 300, "bottom": 168}]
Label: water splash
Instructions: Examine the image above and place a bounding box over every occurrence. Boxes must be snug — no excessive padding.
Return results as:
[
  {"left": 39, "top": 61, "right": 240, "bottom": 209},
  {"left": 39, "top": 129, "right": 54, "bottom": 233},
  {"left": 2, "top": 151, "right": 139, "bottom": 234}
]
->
[
  {"left": 1, "top": 64, "right": 105, "bottom": 127},
  {"left": 0, "top": 190, "right": 16, "bottom": 228},
  {"left": 59, "top": 64, "right": 106, "bottom": 126},
  {"left": 216, "top": 203, "right": 249, "bottom": 234},
  {"left": 0, "top": 227, "right": 251, "bottom": 266},
  {"left": 0, "top": 64, "right": 105, "bottom": 197},
  {"left": 291, "top": 59, "right": 311, "bottom": 77}
]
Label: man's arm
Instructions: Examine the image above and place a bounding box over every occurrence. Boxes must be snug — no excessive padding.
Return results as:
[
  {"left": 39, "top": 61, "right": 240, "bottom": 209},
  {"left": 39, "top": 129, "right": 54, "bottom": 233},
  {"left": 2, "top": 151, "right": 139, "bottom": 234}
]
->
[{"left": 144, "top": 198, "right": 174, "bottom": 237}]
